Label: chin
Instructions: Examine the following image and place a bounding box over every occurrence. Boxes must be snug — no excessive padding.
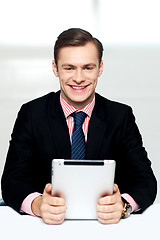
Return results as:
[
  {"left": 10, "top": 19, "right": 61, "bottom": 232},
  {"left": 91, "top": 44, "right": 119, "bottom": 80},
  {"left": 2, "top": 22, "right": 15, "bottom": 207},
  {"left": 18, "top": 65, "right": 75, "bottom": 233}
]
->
[{"left": 72, "top": 97, "right": 91, "bottom": 107}]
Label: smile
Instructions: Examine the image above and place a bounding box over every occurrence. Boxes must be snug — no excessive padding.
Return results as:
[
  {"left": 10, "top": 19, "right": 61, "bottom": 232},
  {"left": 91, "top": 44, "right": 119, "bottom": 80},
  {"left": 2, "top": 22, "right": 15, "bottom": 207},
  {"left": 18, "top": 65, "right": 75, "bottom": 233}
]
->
[{"left": 71, "top": 86, "right": 86, "bottom": 90}]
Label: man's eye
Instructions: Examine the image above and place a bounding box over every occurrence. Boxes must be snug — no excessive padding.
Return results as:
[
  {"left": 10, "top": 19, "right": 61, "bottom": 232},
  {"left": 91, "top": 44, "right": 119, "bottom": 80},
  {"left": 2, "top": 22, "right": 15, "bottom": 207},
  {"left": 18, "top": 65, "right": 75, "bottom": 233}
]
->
[
  {"left": 85, "top": 67, "right": 92, "bottom": 70},
  {"left": 66, "top": 67, "right": 74, "bottom": 71}
]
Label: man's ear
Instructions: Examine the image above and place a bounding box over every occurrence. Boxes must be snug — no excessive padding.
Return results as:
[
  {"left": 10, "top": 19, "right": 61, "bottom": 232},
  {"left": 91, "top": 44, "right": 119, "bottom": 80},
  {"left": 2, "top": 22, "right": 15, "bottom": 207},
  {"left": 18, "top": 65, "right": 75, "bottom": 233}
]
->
[
  {"left": 52, "top": 60, "right": 59, "bottom": 77},
  {"left": 98, "top": 60, "right": 103, "bottom": 77}
]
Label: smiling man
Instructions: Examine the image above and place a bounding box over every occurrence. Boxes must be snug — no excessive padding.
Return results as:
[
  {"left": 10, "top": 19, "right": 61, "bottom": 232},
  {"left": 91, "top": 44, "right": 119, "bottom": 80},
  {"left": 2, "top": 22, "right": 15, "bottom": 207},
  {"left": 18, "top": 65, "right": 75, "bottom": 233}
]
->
[{"left": 1, "top": 28, "right": 157, "bottom": 225}]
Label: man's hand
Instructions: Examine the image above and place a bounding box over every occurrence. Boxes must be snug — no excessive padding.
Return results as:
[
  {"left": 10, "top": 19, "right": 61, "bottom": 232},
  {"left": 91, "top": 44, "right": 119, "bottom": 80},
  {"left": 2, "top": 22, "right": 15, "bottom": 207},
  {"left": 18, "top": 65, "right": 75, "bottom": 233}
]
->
[
  {"left": 97, "top": 184, "right": 124, "bottom": 224},
  {"left": 31, "top": 183, "right": 67, "bottom": 225}
]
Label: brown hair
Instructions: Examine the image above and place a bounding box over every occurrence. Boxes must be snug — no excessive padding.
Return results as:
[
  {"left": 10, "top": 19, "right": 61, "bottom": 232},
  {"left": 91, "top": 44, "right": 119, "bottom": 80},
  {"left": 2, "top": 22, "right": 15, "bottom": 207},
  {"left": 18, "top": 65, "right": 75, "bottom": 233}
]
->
[{"left": 54, "top": 28, "right": 103, "bottom": 65}]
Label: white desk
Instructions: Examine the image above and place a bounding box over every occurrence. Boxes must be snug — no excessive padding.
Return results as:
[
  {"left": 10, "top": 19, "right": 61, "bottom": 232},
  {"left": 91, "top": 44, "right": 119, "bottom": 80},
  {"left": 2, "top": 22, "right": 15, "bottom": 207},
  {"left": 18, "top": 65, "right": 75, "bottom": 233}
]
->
[{"left": 0, "top": 204, "right": 159, "bottom": 240}]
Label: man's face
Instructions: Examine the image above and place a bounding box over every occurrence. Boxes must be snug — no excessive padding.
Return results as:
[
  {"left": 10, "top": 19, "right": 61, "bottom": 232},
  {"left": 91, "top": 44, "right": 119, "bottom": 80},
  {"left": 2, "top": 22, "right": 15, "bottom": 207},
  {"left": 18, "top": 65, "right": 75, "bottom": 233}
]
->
[{"left": 52, "top": 42, "right": 103, "bottom": 109}]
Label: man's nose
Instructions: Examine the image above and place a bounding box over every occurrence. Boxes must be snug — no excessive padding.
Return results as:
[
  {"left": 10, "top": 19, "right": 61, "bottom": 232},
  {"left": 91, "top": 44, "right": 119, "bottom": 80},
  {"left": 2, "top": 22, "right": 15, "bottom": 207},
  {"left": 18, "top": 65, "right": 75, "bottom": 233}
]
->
[{"left": 73, "top": 69, "right": 84, "bottom": 83}]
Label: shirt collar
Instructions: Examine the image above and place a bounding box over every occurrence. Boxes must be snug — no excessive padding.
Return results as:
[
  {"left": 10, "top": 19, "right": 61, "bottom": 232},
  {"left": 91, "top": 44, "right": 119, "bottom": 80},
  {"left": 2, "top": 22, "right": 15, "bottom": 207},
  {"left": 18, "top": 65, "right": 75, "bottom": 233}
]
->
[{"left": 60, "top": 94, "right": 95, "bottom": 119}]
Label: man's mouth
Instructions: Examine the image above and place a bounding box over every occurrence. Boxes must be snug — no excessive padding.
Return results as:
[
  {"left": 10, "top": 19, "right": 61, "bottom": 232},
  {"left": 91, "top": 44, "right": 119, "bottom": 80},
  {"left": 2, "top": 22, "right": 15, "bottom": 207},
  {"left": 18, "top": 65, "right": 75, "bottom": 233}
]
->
[
  {"left": 71, "top": 86, "right": 85, "bottom": 90},
  {"left": 70, "top": 85, "right": 88, "bottom": 90}
]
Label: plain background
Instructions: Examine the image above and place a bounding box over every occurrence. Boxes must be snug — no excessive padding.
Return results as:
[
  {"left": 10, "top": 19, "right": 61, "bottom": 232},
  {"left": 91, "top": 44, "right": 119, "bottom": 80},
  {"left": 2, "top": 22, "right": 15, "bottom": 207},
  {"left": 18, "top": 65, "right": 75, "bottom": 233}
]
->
[{"left": 0, "top": 0, "right": 159, "bottom": 203}]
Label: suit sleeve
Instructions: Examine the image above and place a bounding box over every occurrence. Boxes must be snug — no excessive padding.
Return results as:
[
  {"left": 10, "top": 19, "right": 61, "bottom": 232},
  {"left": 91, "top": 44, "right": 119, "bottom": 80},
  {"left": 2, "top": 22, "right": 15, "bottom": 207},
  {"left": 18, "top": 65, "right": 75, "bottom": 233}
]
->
[
  {"left": 1, "top": 104, "right": 37, "bottom": 213},
  {"left": 117, "top": 106, "right": 157, "bottom": 212}
]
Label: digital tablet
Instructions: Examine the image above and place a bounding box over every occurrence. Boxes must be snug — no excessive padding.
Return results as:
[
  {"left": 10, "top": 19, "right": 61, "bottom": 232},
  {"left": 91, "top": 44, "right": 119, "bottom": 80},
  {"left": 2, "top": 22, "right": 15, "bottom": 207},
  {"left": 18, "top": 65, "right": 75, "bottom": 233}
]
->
[{"left": 51, "top": 159, "right": 116, "bottom": 219}]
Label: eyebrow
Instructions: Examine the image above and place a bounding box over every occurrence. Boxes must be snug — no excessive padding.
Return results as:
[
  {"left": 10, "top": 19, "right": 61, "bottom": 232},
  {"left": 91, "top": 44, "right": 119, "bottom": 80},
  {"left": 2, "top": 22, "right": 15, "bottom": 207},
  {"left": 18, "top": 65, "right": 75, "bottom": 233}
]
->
[
  {"left": 61, "top": 64, "right": 75, "bottom": 68},
  {"left": 61, "top": 63, "right": 97, "bottom": 68},
  {"left": 84, "top": 63, "right": 97, "bottom": 67}
]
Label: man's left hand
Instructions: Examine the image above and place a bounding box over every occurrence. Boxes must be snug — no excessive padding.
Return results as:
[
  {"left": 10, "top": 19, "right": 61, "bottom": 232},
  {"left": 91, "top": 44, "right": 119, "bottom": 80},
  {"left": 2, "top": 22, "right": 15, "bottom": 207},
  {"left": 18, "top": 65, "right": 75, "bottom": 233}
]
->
[{"left": 97, "top": 184, "right": 124, "bottom": 224}]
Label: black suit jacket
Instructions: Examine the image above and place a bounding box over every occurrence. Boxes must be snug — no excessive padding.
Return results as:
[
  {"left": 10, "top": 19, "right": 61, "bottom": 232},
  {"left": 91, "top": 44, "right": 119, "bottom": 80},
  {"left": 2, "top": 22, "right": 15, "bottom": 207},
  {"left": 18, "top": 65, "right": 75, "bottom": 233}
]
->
[{"left": 1, "top": 91, "right": 157, "bottom": 213}]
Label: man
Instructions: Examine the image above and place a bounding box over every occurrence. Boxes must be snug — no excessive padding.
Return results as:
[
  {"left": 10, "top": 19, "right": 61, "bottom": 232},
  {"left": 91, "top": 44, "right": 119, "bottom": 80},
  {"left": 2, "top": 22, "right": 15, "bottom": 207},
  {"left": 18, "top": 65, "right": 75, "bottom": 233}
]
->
[{"left": 1, "top": 28, "right": 157, "bottom": 225}]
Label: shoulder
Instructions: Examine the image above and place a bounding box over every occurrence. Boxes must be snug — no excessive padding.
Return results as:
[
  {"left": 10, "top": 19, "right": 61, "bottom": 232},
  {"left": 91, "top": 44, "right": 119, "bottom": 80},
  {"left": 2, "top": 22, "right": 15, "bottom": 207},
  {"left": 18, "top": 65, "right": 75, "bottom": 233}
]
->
[
  {"left": 23, "top": 91, "right": 57, "bottom": 106},
  {"left": 95, "top": 93, "right": 132, "bottom": 115},
  {"left": 95, "top": 93, "right": 136, "bottom": 127},
  {"left": 21, "top": 91, "right": 59, "bottom": 109},
  {"left": 17, "top": 91, "right": 60, "bottom": 118}
]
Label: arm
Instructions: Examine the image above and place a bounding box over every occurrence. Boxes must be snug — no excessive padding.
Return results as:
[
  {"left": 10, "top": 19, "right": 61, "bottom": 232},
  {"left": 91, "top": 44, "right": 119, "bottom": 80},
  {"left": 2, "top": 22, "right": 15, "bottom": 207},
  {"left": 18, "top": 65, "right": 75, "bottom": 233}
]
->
[
  {"left": 21, "top": 192, "right": 42, "bottom": 215},
  {"left": 117, "top": 106, "right": 157, "bottom": 211},
  {"left": 1, "top": 104, "right": 36, "bottom": 212},
  {"left": 96, "top": 105, "right": 157, "bottom": 224}
]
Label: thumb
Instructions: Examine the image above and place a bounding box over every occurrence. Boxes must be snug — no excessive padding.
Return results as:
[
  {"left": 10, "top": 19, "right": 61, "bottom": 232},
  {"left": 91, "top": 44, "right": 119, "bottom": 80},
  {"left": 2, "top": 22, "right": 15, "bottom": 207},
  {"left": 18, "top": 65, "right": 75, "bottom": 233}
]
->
[
  {"left": 113, "top": 183, "right": 119, "bottom": 193},
  {"left": 43, "top": 183, "right": 52, "bottom": 196}
]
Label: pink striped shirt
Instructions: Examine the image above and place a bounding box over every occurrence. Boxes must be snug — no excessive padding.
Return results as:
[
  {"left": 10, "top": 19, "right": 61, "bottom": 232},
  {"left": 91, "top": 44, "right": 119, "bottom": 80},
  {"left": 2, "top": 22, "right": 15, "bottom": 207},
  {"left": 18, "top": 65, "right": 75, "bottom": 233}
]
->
[
  {"left": 60, "top": 95, "right": 95, "bottom": 142},
  {"left": 21, "top": 94, "right": 139, "bottom": 215}
]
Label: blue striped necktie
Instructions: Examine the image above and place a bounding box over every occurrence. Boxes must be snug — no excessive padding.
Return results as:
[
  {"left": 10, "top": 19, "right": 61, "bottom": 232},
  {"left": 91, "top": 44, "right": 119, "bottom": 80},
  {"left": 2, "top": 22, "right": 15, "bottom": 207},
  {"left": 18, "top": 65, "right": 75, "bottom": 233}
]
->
[{"left": 71, "top": 111, "right": 87, "bottom": 160}]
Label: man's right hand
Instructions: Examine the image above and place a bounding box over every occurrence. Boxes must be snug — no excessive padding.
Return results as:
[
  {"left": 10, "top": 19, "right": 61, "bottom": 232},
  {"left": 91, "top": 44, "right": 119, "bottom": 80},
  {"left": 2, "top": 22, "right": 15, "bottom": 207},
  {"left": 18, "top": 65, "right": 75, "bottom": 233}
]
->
[{"left": 31, "top": 183, "right": 67, "bottom": 225}]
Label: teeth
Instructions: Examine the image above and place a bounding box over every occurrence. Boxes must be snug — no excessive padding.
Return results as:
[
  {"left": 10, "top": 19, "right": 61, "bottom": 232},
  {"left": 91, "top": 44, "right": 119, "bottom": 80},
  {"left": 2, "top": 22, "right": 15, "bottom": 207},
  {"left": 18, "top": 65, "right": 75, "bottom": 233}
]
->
[{"left": 72, "top": 86, "right": 85, "bottom": 90}]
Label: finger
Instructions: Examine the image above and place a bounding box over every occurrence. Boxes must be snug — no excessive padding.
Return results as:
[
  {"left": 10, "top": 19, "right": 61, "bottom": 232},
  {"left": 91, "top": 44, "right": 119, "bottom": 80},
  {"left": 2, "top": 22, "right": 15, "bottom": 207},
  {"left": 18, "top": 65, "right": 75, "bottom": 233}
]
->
[
  {"left": 98, "top": 196, "right": 109, "bottom": 205},
  {"left": 113, "top": 184, "right": 117, "bottom": 192},
  {"left": 44, "top": 219, "right": 64, "bottom": 225},
  {"left": 47, "top": 205, "right": 67, "bottom": 214},
  {"left": 98, "top": 195, "right": 117, "bottom": 205},
  {"left": 97, "top": 203, "right": 122, "bottom": 213},
  {"left": 113, "top": 184, "right": 119, "bottom": 193},
  {"left": 97, "top": 211, "right": 121, "bottom": 221},
  {"left": 97, "top": 203, "right": 110, "bottom": 213},
  {"left": 43, "top": 183, "right": 52, "bottom": 196},
  {"left": 50, "top": 197, "right": 66, "bottom": 206},
  {"left": 43, "top": 214, "right": 65, "bottom": 225},
  {"left": 40, "top": 202, "right": 67, "bottom": 220},
  {"left": 97, "top": 216, "right": 120, "bottom": 225},
  {"left": 48, "top": 212, "right": 66, "bottom": 222},
  {"left": 98, "top": 188, "right": 121, "bottom": 205}
]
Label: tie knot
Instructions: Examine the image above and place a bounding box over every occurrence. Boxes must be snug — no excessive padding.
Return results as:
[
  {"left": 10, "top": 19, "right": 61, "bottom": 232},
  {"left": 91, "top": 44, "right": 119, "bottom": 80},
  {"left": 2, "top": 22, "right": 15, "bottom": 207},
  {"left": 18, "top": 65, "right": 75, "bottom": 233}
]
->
[{"left": 72, "top": 111, "right": 87, "bottom": 127}]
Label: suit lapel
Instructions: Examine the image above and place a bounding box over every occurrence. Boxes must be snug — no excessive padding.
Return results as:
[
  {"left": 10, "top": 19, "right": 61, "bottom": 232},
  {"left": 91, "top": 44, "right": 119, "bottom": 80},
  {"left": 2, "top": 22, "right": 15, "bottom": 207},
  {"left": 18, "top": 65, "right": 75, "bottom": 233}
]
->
[
  {"left": 49, "top": 91, "right": 71, "bottom": 159},
  {"left": 86, "top": 94, "right": 108, "bottom": 159},
  {"left": 48, "top": 91, "right": 108, "bottom": 160}
]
